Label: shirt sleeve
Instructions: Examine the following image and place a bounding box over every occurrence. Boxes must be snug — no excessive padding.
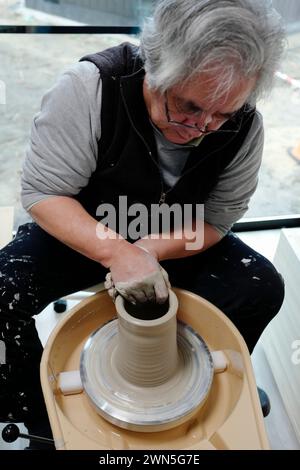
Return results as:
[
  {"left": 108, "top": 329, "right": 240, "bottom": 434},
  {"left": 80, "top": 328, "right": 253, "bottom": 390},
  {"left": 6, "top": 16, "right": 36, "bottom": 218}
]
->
[
  {"left": 204, "top": 111, "right": 264, "bottom": 236},
  {"left": 21, "top": 61, "right": 102, "bottom": 211}
]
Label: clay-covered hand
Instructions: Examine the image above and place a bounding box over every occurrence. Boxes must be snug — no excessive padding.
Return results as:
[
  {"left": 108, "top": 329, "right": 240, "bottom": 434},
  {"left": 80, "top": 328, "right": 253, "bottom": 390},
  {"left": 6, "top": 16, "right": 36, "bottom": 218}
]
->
[{"left": 104, "top": 244, "right": 170, "bottom": 304}]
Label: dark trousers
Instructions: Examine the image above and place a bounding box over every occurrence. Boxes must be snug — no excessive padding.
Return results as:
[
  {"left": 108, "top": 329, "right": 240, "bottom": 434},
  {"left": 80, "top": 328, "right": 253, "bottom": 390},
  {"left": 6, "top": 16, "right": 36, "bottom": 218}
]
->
[{"left": 0, "top": 223, "right": 284, "bottom": 424}]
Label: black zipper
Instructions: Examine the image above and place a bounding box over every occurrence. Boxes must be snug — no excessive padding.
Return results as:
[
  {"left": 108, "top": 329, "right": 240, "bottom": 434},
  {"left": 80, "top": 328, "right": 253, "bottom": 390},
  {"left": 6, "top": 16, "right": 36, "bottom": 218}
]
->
[
  {"left": 120, "top": 81, "right": 168, "bottom": 205},
  {"left": 158, "top": 191, "right": 166, "bottom": 205}
]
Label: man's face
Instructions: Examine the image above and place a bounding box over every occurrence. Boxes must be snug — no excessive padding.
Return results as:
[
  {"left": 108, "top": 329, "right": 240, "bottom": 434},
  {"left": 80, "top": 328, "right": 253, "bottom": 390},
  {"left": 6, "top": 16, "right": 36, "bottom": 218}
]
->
[{"left": 144, "top": 72, "right": 257, "bottom": 144}]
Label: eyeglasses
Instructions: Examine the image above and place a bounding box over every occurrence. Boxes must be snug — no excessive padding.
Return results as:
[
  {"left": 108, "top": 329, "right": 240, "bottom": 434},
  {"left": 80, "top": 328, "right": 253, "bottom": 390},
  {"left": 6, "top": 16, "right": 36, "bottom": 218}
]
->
[{"left": 164, "top": 91, "right": 244, "bottom": 134}]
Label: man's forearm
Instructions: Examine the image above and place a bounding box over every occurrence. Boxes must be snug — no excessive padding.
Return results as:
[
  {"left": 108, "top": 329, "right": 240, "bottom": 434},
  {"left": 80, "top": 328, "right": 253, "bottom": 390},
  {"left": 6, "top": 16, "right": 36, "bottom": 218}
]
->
[
  {"left": 30, "top": 197, "right": 222, "bottom": 266},
  {"left": 29, "top": 196, "right": 128, "bottom": 268},
  {"left": 135, "top": 222, "right": 222, "bottom": 261}
]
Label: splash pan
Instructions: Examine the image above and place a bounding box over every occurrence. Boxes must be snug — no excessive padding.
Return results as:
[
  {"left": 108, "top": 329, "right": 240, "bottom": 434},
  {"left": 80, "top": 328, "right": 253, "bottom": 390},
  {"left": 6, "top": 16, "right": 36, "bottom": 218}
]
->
[
  {"left": 41, "top": 288, "right": 269, "bottom": 450},
  {"left": 80, "top": 320, "right": 213, "bottom": 432}
]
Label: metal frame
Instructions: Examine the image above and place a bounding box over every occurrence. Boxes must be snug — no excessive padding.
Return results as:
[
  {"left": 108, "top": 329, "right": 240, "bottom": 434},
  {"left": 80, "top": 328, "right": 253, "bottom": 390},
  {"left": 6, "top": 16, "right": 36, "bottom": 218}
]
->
[
  {"left": 0, "top": 25, "right": 140, "bottom": 34},
  {"left": 233, "top": 215, "right": 300, "bottom": 232},
  {"left": 1, "top": 24, "right": 299, "bottom": 233}
]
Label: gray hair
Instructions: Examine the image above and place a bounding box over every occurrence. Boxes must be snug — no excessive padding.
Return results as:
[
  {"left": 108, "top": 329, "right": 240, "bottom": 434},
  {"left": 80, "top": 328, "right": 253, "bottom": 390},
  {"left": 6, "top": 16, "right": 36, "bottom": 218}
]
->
[{"left": 140, "top": 0, "right": 286, "bottom": 103}]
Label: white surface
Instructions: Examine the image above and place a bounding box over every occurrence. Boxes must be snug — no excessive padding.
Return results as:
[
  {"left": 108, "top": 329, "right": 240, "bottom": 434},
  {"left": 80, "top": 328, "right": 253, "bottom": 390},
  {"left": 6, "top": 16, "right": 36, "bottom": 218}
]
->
[
  {"left": 257, "top": 228, "right": 300, "bottom": 445},
  {"left": 252, "top": 343, "right": 300, "bottom": 450},
  {"left": 238, "top": 229, "right": 280, "bottom": 261},
  {"left": 247, "top": 228, "right": 300, "bottom": 449},
  {"left": 35, "top": 298, "right": 80, "bottom": 347}
]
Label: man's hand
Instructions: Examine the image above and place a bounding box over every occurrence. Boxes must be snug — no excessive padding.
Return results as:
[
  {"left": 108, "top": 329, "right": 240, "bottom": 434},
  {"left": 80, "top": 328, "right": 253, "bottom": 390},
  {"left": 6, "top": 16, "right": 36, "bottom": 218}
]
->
[{"left": 104, "top": 243, "right": 170, "bottom": 304}]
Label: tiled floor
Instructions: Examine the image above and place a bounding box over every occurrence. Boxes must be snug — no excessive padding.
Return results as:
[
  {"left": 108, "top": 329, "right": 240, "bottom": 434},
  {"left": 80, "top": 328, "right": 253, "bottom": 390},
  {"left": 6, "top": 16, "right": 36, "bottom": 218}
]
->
[{"left": 2, "top": 229, "right": 299, "bottom": 449}]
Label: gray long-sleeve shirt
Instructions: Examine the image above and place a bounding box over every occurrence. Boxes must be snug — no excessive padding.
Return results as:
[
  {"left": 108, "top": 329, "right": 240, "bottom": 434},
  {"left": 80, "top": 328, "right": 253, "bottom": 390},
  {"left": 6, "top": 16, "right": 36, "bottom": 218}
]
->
[{"left": 21, "top": 61, "right": 263, "bottom": 236}]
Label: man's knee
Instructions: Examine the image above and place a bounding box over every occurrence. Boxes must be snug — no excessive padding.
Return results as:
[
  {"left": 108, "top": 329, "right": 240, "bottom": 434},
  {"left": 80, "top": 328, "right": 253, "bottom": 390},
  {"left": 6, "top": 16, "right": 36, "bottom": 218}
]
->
[
  {"left": 256, "top": 263, "right": 284, "bottom": 316},
  {"left": 271, "top": 270, "right": 285, "bottom": 314},
  {"left": 236, "top": 260, "right": 285, "bottom": 323}
]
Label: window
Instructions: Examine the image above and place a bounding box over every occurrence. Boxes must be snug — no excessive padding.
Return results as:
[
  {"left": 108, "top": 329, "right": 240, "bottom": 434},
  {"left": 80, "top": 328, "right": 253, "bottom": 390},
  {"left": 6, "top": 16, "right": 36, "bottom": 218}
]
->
[
  {"left": 0, "top": 1, "right": 154, "bottom": 26},
  {"left": 0, "top": 3, "right": 141, "bottom": 228},
  {"left": 247, "top": 2, "right": 300, "bottom": 219},
  {"left": 0, "top": 1, "right": 299, "bottom": 229}
]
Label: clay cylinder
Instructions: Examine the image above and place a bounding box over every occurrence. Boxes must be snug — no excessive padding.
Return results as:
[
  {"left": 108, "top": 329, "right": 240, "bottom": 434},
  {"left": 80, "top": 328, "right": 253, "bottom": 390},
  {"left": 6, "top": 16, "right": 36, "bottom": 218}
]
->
[{"left": 114, "top": 290, "right": 179, "bottom": 387}]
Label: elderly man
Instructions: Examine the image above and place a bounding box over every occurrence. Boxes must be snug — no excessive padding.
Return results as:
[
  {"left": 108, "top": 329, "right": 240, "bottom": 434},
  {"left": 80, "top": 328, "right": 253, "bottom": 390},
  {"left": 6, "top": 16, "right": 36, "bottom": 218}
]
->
[{"left": 0, "top": 0, "right": 285, "bottom": 445}]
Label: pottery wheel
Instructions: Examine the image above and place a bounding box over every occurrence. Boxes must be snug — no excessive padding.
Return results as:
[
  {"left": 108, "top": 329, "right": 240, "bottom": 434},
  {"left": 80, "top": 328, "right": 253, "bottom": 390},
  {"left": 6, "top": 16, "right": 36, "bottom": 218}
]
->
[{"left": 80, "top": 319, "right": 214, "bottom": 432}]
